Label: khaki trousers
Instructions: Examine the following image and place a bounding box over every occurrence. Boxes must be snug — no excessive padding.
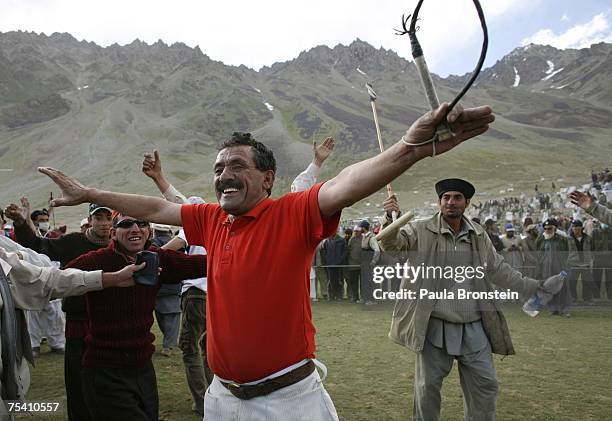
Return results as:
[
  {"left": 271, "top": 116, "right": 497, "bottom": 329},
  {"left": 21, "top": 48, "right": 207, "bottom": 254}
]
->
[{"left": 413, "top": 339, "right": 498, "bottom": 421}]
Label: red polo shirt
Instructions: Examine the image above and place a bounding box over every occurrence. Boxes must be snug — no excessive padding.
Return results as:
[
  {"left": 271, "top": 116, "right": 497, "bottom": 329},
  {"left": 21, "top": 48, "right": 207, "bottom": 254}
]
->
[{"left": 181, "top": 182, "right": 340, "bottom": 382}]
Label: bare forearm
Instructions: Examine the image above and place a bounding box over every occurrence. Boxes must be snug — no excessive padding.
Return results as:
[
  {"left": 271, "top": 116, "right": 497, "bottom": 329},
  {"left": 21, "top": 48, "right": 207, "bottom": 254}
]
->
[
  {"left": 87, "top": 188, "right": 182, "bottom": 225},
  {"left": 319, "top": 141, "right": 418, "bottom": 216},
  {"left": 101, "top": 271, "right": 118, "bottom": 288},
  {"left": 161, "top": 236, "right": 187, "bottom": 251}
]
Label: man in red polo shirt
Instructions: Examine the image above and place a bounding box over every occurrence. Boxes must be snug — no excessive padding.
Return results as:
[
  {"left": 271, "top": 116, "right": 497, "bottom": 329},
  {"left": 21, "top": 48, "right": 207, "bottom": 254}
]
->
[{"left": 39, "top": 102, "right": 494, "bottom": 420}]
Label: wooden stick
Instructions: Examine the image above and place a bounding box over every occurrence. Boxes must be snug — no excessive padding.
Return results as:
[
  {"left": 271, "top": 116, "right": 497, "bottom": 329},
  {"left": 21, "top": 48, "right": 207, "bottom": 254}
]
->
[
  {"left": 375, "top": 211, "right": 414, "bottom": 242},
  {"left": 370, "top": 100, "right": 394, "bottom": 198}
]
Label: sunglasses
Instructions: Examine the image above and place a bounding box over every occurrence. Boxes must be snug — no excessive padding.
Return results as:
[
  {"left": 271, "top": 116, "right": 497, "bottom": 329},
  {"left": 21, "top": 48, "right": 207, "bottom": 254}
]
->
[{"left": 114, "top": 219, "right": 149, "bottom": 229}]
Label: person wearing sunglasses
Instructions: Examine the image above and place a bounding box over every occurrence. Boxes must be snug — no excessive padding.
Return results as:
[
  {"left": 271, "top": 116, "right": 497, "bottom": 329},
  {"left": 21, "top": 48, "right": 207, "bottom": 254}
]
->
[
  {"left": 62, "top": 213, "right": 206, "bottom": 421},
  {"left": 40, "top": 102, "right": 494, "bottom": 421}
]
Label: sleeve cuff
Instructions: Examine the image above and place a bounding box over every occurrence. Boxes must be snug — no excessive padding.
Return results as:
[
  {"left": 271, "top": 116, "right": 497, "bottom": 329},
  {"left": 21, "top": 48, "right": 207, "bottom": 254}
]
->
[
  {"left": 83, "top": 270, "right": 104, "bottom": 291},
  {"left": 162, "top": 184, "right": 188, "bottom": 204},
  {"left": 587, "top": 201, "right": 597, "bottom": 213}
]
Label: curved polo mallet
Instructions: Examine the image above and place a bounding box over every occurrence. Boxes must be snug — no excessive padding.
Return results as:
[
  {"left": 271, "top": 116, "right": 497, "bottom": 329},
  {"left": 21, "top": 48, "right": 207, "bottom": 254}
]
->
[
  {"left": 366, "top": 82, "right": 397, "bottom": 221},
  {"left": 395, "top": 0, "right": 488, "bottom": 149}
]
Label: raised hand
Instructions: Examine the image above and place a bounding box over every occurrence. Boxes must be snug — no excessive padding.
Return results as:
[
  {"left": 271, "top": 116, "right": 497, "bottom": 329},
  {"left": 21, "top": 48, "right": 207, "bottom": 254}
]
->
[
  {"left": 142, "top": 150, "right": 162, "bottom": 180},
  {"left": 569, "top": 191, "right": 593, "bottom": 210},
  {"left": 20, "top": 197, "right": 31, "bottom": 217},
  {"left": 38, "top": 168, "right": 90, "bottom": 207},
  {"left": 4, "top": 203, "right": 26, "bottom": 224},
  {"left": 383, "top": 194, "right": 400, "bottom": 218},
  {"left": 313, "top": 137, "right": 335, "bottom": 167},
  {"left": 402, "top": 103, "right": 494, "bottom": 159}
]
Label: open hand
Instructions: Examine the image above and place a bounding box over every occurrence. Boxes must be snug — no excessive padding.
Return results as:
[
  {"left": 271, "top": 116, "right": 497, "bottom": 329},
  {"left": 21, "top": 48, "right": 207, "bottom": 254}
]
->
[
  {"left": 313, "top": 137, "right": 335, "bottom": 167},
  {"left": 20, "top": 197, "right": 31, "bottom": 216},
  {"left": 569, "top": 191, "right": 593, "bottom": 210},
  {"left": 38, "top": 168, "right": 90, "bottom": 207}
]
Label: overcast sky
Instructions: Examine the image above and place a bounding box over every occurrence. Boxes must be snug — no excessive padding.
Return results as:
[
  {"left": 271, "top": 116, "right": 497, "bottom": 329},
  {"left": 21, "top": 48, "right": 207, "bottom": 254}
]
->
[{"left": 1, "top": 0, "right": 611, "bottom": 76}]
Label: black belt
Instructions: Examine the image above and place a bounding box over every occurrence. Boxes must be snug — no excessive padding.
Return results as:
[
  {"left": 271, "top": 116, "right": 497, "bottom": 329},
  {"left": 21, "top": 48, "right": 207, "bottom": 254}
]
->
[{"left": 220, "top": 360, "right": 315, "bottom": 400}]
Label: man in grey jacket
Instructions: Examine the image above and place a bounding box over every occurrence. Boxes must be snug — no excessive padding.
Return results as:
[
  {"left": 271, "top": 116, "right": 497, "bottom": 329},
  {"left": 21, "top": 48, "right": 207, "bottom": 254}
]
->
[
  {"left": 380, "top": 178, "right": 553, "bottom": 421},
  {"left": 0, "top": 243, "right": 142, "bottom": 420}
]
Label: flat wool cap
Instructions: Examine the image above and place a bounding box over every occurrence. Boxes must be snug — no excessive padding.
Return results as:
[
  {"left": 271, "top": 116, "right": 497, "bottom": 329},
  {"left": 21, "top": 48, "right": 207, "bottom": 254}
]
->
[{"left": 435, "top": 178, "right": 475, "bottom": 199}]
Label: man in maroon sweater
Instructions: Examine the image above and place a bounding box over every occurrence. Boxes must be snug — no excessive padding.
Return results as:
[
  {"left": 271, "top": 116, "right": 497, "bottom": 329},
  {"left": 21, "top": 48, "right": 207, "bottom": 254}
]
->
[{"left": 64, "top": 213, "right": 206, "bottom": 421}]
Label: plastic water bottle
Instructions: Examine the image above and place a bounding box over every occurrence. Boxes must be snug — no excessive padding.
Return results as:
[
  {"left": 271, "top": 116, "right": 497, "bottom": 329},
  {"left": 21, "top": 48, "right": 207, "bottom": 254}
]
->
[{"left": 522, "top": 271, "right": 568, "bottom": 317}]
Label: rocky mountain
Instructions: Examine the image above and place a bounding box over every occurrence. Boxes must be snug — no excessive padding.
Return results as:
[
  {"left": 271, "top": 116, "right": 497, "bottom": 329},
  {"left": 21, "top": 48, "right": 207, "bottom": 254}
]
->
[
  {"left": 0, "top": 31, "right": 610, "bottom": 223},
  {"left": 471, "top": 43, "right": 612, "bottom": 107}
]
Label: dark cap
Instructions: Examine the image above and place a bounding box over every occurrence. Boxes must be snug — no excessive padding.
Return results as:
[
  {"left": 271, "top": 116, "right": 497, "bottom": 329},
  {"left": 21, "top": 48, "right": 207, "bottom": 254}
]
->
[
  {"left": 30, "top": 209, "right": 49, "bottom": 220},
  {"left": 571, "top": 219, "right": 583, "bottom": 227},
  {"left": 543, "top": 218, "right": 558, "bottom": 227},
  {"left": 435, "top": 178, "right": 475, "bottom": 199},
  {"left": 89, "top": 203, "right": 112, "bottom": 216},
  {"left": 358, "top": 220, "right": 370, "bottom": 230}
]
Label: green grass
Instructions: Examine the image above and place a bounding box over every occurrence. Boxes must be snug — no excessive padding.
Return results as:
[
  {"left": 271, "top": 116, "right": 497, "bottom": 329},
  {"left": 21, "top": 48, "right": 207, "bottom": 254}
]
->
[{"left": 23, "top": 303, "right": 612, "bottom": 420}]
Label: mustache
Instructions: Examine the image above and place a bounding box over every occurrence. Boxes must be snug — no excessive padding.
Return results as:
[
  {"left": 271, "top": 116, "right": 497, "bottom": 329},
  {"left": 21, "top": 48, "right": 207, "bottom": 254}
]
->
[{"left": 216, "top": 180, "right": 243, "bottom": 193}]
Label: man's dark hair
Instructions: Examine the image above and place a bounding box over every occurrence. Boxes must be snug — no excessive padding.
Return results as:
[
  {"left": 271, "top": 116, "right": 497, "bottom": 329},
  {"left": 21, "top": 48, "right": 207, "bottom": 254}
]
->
[
  {"left": 31, "top": 208, "right": 49, "bottom": 221},
  {"left": 220, "top": 132, "right": 276, "bottom": 196}
]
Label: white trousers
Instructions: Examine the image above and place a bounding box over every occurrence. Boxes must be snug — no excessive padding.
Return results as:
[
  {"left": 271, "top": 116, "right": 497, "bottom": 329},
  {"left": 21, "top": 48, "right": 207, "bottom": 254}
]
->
[
  {"left": 27, "top": 299, "right": 66, "bottom": 348},
  {"left": 310, "top": 268, "right": 317, "bottom": 299},
  {"left": 204, "top": 366, "right": 339, "bottom": 421}
]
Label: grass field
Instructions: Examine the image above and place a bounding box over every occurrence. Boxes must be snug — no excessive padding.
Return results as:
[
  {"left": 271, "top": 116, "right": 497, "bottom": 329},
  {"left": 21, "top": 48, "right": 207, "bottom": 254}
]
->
[{"left": 22, "top": 302, "right": 612, "bottom": 420}]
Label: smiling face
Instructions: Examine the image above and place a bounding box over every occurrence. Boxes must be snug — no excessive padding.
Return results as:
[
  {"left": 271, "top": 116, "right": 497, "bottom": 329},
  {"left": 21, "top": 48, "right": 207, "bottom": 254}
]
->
[
  {"left": 213, "top": 146, "right": 275, "bottom": 216},
  {"left": 111, "top": 215, "right": 151, "bottom": 257},
  {"left": 439, "top": 191, "right": 469, "bottom": 220}
]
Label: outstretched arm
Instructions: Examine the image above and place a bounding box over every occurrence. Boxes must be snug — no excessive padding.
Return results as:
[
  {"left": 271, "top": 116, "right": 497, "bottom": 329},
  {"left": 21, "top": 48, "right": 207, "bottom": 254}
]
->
[
  {"left": 1, "top": 248, "right": 144, "bottom": 310},
  {"left": 38, "top": 167, "right": 182, "bottom": 226},
  {"left": 318, "top": 103, "right": 494, "bottom": 217},
  {"left": 570, "top": 191, "right": 612, "bottom": 225}
]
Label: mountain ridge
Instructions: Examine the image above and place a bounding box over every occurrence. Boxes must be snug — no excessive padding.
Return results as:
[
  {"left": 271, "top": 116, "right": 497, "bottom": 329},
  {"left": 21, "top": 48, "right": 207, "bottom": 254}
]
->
[{"left": 0, "top": 31, "right": 610, "bottom": 224}]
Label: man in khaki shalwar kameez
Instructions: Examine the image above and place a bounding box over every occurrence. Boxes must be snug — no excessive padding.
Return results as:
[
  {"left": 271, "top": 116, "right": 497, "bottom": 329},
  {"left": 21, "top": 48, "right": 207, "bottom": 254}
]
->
[{"left": 381, "top": 179, "right": 554, "bottom": 421}]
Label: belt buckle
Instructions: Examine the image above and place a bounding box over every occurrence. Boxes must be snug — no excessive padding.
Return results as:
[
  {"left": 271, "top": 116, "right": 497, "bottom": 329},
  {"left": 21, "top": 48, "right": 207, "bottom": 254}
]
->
[{"left": 227, "top": 382, "right": 247, "bottom": 400}]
